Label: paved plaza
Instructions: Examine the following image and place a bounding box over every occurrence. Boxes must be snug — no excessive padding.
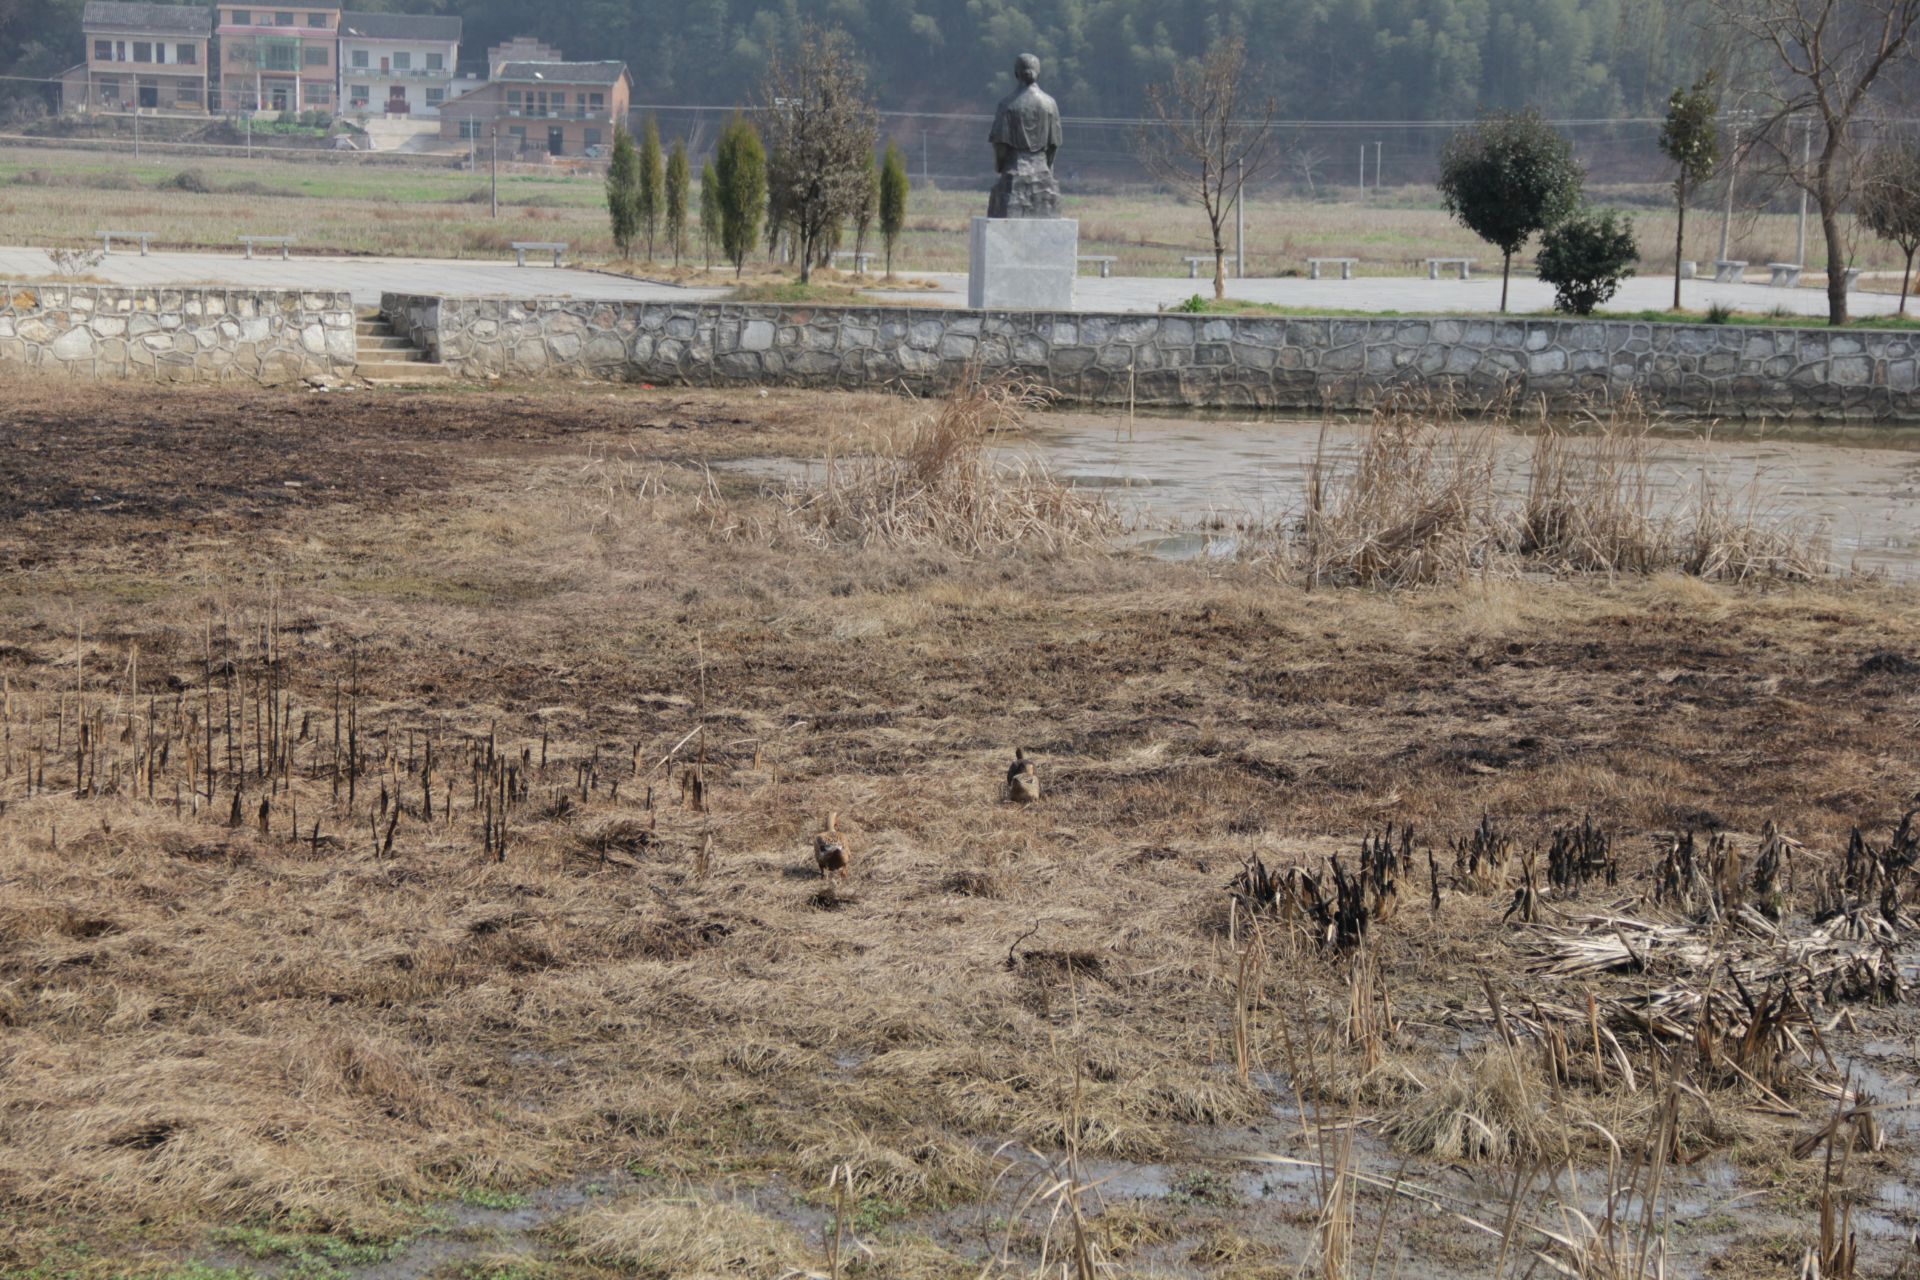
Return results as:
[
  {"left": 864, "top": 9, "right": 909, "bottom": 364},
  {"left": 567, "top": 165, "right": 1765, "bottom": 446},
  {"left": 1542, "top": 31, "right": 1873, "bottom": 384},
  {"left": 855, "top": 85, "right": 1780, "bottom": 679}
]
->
[{"left": 0, "top": 243, "right": 1904, "bottom": 318}]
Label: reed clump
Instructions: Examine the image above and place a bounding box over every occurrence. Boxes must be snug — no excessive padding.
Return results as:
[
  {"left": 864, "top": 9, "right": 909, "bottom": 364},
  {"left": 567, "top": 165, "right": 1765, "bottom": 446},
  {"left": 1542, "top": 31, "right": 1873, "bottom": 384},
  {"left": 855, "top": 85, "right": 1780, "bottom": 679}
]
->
[{"left": 781, "top": 365, "right": 1116, "bottom": 554}]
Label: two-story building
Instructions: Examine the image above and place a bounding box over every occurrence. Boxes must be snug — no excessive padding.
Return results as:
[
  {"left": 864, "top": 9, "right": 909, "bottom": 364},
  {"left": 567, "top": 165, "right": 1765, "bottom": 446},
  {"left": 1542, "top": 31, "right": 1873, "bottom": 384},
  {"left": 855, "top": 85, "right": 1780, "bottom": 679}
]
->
[
  {"left": 336, "top": 10, "right": 461, "bottom": 117},
  {"left": 437, "top": 58, "right": 630, "bottom": 159},
  {"left": 213, "top": 0, "right": 339, "bottom": 113},
  {"left": 76, "top": 1, "right": 211, "bottom": 114}
]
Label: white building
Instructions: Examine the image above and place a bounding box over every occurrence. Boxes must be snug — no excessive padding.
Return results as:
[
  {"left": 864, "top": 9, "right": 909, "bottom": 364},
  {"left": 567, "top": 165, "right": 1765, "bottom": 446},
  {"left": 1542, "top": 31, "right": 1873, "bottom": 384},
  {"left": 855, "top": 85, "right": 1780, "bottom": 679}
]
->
[{"left": 336, "top": 10, "right": 460, "bottom": 117}]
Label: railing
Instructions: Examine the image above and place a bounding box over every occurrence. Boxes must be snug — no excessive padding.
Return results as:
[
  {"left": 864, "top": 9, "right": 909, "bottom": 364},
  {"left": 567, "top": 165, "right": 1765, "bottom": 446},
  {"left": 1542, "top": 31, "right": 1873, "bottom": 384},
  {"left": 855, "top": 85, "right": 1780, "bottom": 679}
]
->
[
  {"left": 344, "top": 66, "right": 449, "bottom": 79},
  {"left": 500, "top": 108, "right": 607, "bottom": 122}
]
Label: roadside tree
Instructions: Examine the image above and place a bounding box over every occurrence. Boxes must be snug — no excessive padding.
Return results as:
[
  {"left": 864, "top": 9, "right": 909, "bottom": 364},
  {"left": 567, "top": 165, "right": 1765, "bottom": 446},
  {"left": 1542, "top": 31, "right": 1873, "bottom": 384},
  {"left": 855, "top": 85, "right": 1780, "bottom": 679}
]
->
[
  {"left": 1659, "top": 75, "right": 1720, "bottom": 311},
  {"left": 759, "top": 24, "right": 880, "bottom": 284},
  {"left": 1437, "top": 109, "right": 1584, "bottom": 312},
  {"left": 605, "top": 124, "right": 641, "bottom": 260},
  {"left": 1858, "top": 141, "right": 1920, "bottom": 315}
]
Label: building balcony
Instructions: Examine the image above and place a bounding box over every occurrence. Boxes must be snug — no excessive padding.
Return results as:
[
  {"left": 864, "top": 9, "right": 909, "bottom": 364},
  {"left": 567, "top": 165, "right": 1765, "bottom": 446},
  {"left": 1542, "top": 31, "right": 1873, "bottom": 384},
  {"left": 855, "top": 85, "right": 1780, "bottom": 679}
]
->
[{"left": 343, "top": 65, "right": 449, "bottom": 79}]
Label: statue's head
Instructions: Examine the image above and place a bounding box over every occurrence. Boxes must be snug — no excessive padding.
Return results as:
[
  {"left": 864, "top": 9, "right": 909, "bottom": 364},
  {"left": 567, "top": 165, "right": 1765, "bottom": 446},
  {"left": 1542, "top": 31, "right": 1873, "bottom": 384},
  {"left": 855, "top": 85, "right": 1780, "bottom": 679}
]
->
[{"left": 1014, "top": 53, "right": 1040, "bottom": 85}]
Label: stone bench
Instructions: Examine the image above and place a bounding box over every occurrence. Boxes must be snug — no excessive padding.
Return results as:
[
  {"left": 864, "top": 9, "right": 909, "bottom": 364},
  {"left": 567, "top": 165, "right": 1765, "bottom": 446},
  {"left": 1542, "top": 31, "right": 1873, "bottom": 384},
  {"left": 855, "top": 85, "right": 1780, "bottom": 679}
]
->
[
  {"left": 1307, "top": 257, "right": 1358, "bottom": 280},
  {"left": 1185, "top": 254, "right": 1237, "bottom": 278},
  {"left": 1078, "top": 255, "right": 1118, "bottom": 278},
  {"left": 1767, "top": 262, "right": 1803, "bottom": 288},
  {"left": 512, "top": 241, "right": 568, "bottom": 267},
  {"left": 239, "top": 235, "right": 294, "bottom": 260},
  {"left": 1713, "top": 259, "right": 1747, "bottom": 283},
  {"left": 1426, "top": 257, "right": 1473, "bottom": 280},
  {"left": 1679, "top": 260, "right": 1698, "bottom": 279},
  {"left": 96, "top": 230, "right": 155, "bottom": 256},
  {"left": 831, "top": 251, "right": 874, "bottom": 273},
  {"left": 1843, "top": 266, "right": 1862, "bottom": 290}
]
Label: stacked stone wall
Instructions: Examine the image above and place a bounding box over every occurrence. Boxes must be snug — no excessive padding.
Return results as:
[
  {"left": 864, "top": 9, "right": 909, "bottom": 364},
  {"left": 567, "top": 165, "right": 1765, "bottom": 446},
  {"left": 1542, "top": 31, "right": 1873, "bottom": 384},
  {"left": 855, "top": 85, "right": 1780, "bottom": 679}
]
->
[
  {"left": 1, "top": 283, "right": 355, "bottom": 382},
  {"left": 382, "top": 292, "right": 1920, "bottom": 421}
]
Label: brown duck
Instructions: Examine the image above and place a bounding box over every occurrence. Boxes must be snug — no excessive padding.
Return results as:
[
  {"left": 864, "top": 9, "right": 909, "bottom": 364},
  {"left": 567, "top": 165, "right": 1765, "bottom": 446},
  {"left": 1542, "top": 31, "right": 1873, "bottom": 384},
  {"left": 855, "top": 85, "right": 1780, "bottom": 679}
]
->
[
  {"left": 1006, "top": 749, "right": 1039, "bottom": 804},
  {"left": 813, "top": 812, "right": 851, "bottom": 880}
]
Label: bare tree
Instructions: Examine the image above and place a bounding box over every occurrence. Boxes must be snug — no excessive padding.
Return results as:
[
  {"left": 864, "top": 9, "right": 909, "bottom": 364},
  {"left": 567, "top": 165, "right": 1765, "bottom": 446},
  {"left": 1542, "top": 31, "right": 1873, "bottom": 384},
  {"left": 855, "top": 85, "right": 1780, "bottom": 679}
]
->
[
  {"left": 1706, "top": 0, "right": 1920, "bottom": 324},
  {"left": 1292, "top": 144, "right": 1328, "bottom": 198},
  {"left": 759, "top": 24, "right": 880, "bottom": 286},
  {"left": 1139, "top": 36, "right": 1278, "bottom": 301}
]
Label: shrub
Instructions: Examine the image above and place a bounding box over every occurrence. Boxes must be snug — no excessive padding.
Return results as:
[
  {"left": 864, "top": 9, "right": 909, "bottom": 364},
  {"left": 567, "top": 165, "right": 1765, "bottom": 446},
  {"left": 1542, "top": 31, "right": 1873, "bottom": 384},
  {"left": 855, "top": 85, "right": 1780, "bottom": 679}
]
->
[
  {"left": 1536, "top": 209, "right": 1637, "bottom": 316},
  {"left": 1705, "top": 302, "right": 1733, "bottom": 325},
  {"left": 163, "top": 168, "right": 212, "bottom": 193}
]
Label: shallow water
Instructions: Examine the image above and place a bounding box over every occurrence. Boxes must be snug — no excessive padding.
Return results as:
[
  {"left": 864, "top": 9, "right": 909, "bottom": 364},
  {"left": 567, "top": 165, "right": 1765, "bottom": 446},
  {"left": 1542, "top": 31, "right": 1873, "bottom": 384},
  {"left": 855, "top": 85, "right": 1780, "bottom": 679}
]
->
[{"left": 1027, "top": 411, "right": 1920, "bottom": 574}]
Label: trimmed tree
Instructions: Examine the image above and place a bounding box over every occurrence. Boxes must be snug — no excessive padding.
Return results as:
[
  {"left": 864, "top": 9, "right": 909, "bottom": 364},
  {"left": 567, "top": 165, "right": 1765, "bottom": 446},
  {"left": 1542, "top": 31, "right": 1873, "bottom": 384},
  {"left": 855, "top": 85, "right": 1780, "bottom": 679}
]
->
[
  {"left": 638, "top": 115, "right": 665, "bottom": 261},
  {"left": 1536, "top": 209, "right": 1638, "bottom": 315},
  {"left": 714, "top": 113, "right": 767, "bottom": 278},
  {"left": 879, "top": 140, "right": 909, "bottom": 279},
  {"left": 1658, "top": 75, "right": 1719, "bottom": 311},
  {"left": 605, "top": 124, "right": 641, "bottom": 260},
  {"left": 1436, "top": 109, "right": 1584, "bottom": 312},
  {"left": 1858, "top": 142, "right": 1920, "bottom": 316},
  {"left": 665, "top": 140, "right": 690, "bottom": 267},
  {"left": 698, "top": 159, "right": 723, "bottom": 271}
]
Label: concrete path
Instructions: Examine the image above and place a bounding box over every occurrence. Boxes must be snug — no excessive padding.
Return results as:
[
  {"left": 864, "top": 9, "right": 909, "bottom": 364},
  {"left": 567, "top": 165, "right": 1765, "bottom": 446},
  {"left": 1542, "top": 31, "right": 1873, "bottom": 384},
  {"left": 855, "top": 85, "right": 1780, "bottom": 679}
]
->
[{"left": 0, "top": 243, "right": 1901, "bottom": 319}]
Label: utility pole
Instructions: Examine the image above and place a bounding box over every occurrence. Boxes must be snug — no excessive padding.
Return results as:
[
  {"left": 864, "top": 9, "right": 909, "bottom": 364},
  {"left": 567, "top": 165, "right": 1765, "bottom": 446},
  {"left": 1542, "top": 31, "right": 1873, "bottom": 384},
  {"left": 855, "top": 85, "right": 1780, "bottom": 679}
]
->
[
  {"left": 1795, "top": 116, "right": 1811, "bottom": 267},
  {"left": 1235, "top": 157, "right": 1245, "bottom": 279},
  {"left": 133, "top": 109, "right": 140, "bottom": 159},
  {"left": 921, "top": 130, "right": 928, "bottom": 187},
  {"left": 1373, "top": 140, "right": 1382, "bottom": 192},
  {"left": 246, "top": 110, "right": 252, "bottom": 160},
  {"left": 1718, "top": 117, "right": 1742, "bottom": 263},
  {"left": 489, "top": 120, "right": 498, "bottom": 218},
  {"left": 1358, "top": 145, "right": 1366, "bottom": 194}
]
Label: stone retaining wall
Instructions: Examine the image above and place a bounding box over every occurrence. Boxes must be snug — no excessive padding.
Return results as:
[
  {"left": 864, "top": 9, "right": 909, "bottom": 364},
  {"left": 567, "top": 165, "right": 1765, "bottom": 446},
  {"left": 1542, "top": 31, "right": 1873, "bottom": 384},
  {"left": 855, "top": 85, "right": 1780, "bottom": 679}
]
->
[
  {"left": 2, "top": 283, "right": 355, "bottom": 382},
  {"left": 382, "top": 292, "right": 1920, "bottom": 421}
]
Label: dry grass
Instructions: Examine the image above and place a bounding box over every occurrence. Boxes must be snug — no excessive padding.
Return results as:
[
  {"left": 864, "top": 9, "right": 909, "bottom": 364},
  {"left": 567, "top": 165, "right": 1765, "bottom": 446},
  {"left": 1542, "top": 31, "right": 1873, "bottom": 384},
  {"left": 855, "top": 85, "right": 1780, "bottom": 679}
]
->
[
  {"left": 1294, "top": 390, "right": 1830, "bottom": 586},
  {"left": 0, "top": 382, "right": 1917, "bottom": 1279},
  {"left": 777, "top": 366, "right": 1116, "bottom": 553}
]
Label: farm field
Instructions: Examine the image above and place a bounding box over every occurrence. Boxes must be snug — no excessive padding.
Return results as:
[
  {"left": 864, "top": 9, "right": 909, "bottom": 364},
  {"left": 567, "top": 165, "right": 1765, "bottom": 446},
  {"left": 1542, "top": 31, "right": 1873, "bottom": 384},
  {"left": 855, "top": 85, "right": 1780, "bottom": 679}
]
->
[
  {"left": 2, "top": 380, "right": 1919, "bottom": 1279},
  {"left": 0, "top": 143, "right": 1903, "bottom": 280}
]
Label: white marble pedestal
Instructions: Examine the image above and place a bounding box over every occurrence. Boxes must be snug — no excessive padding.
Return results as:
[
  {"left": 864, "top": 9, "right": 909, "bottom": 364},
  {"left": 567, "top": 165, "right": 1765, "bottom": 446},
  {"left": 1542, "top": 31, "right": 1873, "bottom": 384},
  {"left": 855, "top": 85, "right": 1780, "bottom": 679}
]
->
[{"left": 968, "top": 216, "right": 1078, "bottom": 311}]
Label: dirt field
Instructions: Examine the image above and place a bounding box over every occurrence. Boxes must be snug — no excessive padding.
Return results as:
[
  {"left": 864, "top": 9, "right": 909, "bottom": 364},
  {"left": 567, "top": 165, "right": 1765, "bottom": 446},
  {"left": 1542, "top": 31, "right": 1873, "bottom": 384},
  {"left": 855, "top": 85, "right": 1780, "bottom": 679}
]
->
[{"left": 2, "top": 381, "right": 1918, "bottom": 1280}]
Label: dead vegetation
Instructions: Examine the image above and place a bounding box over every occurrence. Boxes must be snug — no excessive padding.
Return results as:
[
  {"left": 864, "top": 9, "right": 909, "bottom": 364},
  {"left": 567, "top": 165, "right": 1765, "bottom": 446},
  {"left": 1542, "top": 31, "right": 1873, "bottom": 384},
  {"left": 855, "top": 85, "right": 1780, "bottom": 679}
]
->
[{"left": 0, "top": 382, "right": 1917, "bottom": 1280}]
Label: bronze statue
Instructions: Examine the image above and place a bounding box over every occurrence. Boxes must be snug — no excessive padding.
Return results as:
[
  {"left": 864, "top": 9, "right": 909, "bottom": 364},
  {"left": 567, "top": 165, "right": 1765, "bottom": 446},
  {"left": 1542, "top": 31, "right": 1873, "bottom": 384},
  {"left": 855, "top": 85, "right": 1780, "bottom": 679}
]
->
[{"left": 988, "top": 53, "right": 1062, "bottom": 218}]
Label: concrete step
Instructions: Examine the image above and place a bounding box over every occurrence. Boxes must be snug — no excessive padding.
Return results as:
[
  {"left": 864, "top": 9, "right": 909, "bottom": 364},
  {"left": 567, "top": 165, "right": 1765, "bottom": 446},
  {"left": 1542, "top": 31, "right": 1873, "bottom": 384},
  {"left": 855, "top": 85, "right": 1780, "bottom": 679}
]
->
[
  {"left": 358, "top": 359, "right": 452, "bottom": 383},
  {"left": 358, "top": 346, "right": 430, "bottom": 362},
  {"left": 360, "top": 335, "right": 414, "bottom": 350},
  {"left": 356, "top": 323, "right": 395, "bottom": 337}
]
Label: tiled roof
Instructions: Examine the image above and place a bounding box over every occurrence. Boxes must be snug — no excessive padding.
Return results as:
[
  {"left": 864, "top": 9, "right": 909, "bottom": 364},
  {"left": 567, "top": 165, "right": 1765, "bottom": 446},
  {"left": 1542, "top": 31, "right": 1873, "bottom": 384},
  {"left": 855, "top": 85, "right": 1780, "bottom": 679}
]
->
[
  {"left": 338, "top": 10, "right": 461, "bottom": 42},
  {"left": 82, "top": 1, "right": 211, "bottom": 36},
  {"left": 495, "top": 60, "right": 627, "bottom": 86}
]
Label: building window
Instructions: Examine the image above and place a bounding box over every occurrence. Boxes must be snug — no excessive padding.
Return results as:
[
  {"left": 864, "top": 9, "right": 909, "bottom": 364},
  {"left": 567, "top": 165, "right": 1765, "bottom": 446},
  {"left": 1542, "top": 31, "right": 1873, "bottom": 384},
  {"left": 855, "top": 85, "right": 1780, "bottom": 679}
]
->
[
  {"left": 459, "top": 117, "right": 479, "bottom": 139},
  {"left": 230, "top": 8, "right": 249, "bottom": 23},
  {"left": 307, "top": 12, "right": 324, "bottom": 25},
  {"left": 584, "top": 127, "right": 600, "bottom": 147},
  {"left": 350, "top": 49, "right": 365, "bottom": 67},
  {"left": 392, "top": 51, "right": 410, "bottom": 69},
  {"left": 506, "top": 89, "right": 521, "bottom": 111},
  {"left": 94, "top": 39, "right": 112, "bottom": 61},
  {"left": 133, "top": 41, "right": 152, "bottom": 62},
  {"left": 350, "top": 84, "right": 369, "bottom": 104},
  {"left": 274, "top": 12, "right": 292, "bottom": 25},
  {"left": 508, "top": 124, "right": 524, "bottom": 139},
  {"left": 309, "top": 83, "right": 331, "bottom": 103},
  {"left": 425, "top": 87, "right": 443, "bottom": 105},
  {"left": 425, "top": 51, "right": 441, "bottom": 70},
  {"left": 228, "top": 42, "right": 246, "bottom": 62},
  {"left": 304, "top": 44, "right": 326, "bottom": 66},
  {"left": 97, "top": 77, "right": 120, "bottom": 98},
  {"left": 178, "top": 43, "right": 196, "bottom": 63},
  {"left": 589, "top": 92, "right": 603, "bottom": 110}
]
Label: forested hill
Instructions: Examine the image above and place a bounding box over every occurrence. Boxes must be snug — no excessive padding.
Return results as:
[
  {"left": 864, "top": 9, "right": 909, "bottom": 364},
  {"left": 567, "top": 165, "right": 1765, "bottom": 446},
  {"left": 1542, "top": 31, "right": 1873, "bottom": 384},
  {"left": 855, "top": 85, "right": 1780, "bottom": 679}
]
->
[{"left": 4, "top": 0, "right": 1720, "bottom": 120}]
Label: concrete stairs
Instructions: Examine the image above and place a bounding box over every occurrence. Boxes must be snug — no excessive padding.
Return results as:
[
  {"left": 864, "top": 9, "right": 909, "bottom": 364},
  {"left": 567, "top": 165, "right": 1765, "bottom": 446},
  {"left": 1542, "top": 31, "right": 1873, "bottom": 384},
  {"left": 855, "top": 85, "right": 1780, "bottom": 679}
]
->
[{"left": 355, "top": 310, "right": 452, "bottom": 385}]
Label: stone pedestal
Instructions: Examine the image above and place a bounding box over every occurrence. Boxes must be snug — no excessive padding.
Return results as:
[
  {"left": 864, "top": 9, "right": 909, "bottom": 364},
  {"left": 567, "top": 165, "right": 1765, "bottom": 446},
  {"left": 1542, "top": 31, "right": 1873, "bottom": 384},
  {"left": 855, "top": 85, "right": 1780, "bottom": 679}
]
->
[{"left": 968, "top": 216, "right": 1077, "bottom": 311}]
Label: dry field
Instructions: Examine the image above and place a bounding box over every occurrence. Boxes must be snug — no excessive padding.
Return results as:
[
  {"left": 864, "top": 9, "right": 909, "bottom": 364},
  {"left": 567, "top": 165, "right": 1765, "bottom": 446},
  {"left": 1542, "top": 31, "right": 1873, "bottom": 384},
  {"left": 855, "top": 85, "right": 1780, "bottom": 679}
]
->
[
  {"left": 1, "top": 142, "right": 1906, "bottom": 280},
  {"left": 2, "top": 380, "right": 1919, "bottom": 1280}
]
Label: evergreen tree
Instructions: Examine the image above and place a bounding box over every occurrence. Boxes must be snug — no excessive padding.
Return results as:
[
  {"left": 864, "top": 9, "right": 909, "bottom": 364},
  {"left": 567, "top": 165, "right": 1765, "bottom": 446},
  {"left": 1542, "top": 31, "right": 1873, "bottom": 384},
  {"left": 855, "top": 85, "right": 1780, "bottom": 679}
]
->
[
  {"left": 699, "top": 160, "right": 724, "bottom": 271},
  {"left": 1659, "top": 75, "right": 1719, "bottom": 310},
  {"left": 638, "top": 115, "right": 665, "bottom": 262},
  {"left": 853, "top": 150, "right": 878, "bottom": 267},
  {"left": 665, "top": 141, "right": 690, "bottom": 267},
  {"left": 605, "top": 124, "right": 641, "bottom": 261},
  {"left": 714, "top": 114, "right": 768, "bottom": 278},
  {"left": 878, "top": 141, "right": 910, "bottom": 279},
  {"left": 1437, "top": 108, "right": 1584, "bottom": 311}
]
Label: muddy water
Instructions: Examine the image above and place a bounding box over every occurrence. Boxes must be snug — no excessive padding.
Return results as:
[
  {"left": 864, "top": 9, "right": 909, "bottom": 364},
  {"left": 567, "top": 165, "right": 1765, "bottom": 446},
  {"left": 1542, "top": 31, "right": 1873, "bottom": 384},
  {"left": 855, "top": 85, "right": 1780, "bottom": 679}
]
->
[{"left": 1026, "top": 411, "right": 1920, "bottom": 574}]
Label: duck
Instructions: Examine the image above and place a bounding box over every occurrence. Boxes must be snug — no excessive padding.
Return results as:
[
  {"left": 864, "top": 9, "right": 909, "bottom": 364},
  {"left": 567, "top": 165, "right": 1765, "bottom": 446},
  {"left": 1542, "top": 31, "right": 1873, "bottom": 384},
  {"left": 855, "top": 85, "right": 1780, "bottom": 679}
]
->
[
  {"left": 813, "top": 812, "right": 851, "bottom": 881},
  {"left": 1006, "top": 749, "right": 1039, "bottom": 805}
]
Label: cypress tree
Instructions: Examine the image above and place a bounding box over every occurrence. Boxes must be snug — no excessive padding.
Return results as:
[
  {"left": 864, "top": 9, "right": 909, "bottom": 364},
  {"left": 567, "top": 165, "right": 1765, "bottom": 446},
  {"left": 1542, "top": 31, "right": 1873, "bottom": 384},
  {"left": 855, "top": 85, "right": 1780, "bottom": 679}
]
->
[
  {"left": 879, "top": 141, "right": 909, "bottom": 280},
  {"left": 665, "top": 141, "right": 690, "bottom": 267},
  {"left": 605, "top": 124, "right": 641, "bottom": 261},
  {"left": 638, "top": 114, "right": 665, "bottom": 261}
]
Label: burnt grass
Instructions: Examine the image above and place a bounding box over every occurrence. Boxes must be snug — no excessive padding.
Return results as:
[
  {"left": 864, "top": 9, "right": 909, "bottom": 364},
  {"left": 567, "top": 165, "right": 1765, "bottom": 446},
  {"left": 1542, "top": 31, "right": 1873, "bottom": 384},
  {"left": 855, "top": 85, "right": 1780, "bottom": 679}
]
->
[{"left": 2, "top": 382, "right": 1919, "bottom": 1279}]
